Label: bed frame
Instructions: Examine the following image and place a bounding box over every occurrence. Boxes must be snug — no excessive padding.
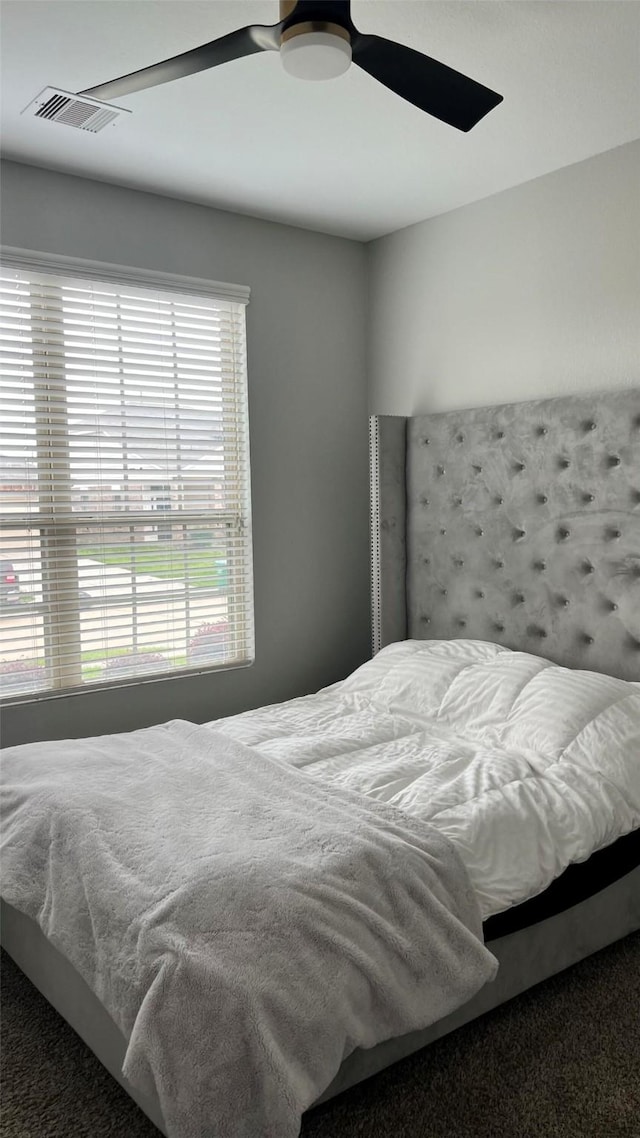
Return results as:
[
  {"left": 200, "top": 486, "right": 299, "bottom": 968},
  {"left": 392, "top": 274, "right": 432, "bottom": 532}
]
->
[{"left": 3, "top": 386, "right": 640, "bottom": 1133}]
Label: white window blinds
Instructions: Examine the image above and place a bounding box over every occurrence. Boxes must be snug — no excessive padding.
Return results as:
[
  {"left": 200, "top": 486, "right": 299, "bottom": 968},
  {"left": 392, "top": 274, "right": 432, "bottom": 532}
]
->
[{"left": 0, "top": 256, "right": 253, "bottom": 700}]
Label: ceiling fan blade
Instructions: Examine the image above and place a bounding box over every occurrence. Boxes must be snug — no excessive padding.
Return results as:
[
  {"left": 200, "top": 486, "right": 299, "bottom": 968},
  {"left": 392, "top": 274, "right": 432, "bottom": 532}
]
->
[
  {"left": 351, "top": 33, "right": 502, "bottom": 132},
  {"left": 80, "top": 24, "right": 281, "bottom": 102}
]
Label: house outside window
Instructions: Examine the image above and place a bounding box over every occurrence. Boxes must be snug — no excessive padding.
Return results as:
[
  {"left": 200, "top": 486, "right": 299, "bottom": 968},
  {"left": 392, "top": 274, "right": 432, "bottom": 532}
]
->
[{"left": 0, "top": 251, "right": 253, "bottom": 699}]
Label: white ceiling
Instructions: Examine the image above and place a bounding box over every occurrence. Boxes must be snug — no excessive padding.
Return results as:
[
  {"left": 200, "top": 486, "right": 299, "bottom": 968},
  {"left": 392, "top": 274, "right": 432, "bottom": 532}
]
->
[{"left": 1, "top": 1, "right": 639, "bottom": 240}]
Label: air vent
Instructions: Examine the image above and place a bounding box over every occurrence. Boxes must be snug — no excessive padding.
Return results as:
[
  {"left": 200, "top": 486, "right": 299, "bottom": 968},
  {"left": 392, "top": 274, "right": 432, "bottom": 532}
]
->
[{"left": 22, "top": 87, "right": 131, "bottom": 132}]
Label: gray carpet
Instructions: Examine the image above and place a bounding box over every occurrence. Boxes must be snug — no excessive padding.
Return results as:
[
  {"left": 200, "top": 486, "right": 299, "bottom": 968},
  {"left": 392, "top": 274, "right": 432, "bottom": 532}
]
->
[{"left": 1, "top": 934, "right": 639, "bottom": 1138}]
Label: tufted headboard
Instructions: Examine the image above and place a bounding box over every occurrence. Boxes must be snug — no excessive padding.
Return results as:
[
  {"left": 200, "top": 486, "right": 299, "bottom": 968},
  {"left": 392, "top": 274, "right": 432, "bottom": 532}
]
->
[{"left": 371, "top": 388, "right": 640, "bottom": 680}]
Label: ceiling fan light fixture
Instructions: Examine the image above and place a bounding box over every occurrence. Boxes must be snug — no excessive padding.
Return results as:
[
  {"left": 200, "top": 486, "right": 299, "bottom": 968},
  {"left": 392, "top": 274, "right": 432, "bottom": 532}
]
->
[{"left": 280, "top": 30, "right": 352, "bottom": 81}]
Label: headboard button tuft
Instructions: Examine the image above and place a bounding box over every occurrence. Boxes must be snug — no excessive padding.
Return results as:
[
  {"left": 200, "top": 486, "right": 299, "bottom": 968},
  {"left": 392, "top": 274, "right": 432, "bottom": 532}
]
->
[
  {"left": 607, "top": 456, "right": 621, "bottom": 468},
  {"left": 557, "top": 527, "right": 571, "bottom": 540},
  {"left": 583, "top": 493, "right": 595, "bottom": 503},
  {"left": 534, "top": 560, "right": 546, "bottom": 571},
  {"left": 537, "top": 494, "right": 548, "bottom": 504}
]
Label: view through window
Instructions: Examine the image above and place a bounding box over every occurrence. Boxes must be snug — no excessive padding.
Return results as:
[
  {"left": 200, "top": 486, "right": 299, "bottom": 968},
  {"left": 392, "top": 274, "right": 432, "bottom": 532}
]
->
[{"left": 0, "top": 258, "right": 253, "bottom": 699}]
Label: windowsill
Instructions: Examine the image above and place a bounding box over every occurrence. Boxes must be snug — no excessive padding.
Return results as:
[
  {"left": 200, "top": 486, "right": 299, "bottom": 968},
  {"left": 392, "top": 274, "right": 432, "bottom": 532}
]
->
[{"left": 0, "top": 656, "right": 255, "bottom": 708}]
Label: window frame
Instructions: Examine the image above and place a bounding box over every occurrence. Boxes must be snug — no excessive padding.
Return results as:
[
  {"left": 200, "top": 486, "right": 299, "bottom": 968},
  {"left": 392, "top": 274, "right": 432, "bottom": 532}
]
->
[{"left": 0, "top": 247, "right": 253, "bottom": 705}]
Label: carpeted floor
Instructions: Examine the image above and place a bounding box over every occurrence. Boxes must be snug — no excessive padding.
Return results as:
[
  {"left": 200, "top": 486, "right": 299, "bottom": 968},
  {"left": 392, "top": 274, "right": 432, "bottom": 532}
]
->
[{"left": 1, "top": 934, "right": 639, "bottom": 1138}]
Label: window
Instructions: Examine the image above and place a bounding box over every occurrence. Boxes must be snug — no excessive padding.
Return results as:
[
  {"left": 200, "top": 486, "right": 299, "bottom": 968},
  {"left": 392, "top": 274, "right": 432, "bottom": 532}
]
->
[{"left": 0, "top": 251, "right": 253, "bottom": 700}]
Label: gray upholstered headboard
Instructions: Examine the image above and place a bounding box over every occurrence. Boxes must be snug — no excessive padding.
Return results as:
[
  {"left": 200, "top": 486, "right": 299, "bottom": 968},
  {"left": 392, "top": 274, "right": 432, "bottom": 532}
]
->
[{"left": 371, "top": 388, "right": 640, "bottom": 680}]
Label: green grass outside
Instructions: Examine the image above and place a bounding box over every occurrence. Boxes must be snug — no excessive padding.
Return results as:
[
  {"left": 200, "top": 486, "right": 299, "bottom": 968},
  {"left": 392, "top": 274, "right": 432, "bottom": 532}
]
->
[
  {"left": 30, "top": 646, "right": 173, "bottom": 668},
  {"left": 79, "top": 646, "right": 167, "bottom": 663},
  {"left": 78, "top": 544, "right": 226, "bottom": 588},
  {"left": 5, "top": 647, "right": 187, "bottom": 687},
  {"left": 82, "top": 651, "right": 187, "bottom": 681}
]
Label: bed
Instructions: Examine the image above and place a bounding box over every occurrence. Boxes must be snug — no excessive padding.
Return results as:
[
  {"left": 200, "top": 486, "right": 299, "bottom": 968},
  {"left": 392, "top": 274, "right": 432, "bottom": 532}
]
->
[{"left": 2, "top": 387, "right": 640, "bottom": 1138}]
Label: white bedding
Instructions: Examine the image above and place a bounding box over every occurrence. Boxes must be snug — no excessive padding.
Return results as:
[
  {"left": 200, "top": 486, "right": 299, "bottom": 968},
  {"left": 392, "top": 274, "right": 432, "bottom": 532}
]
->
[
  {"left": 210, "top": 639, "right": 640, "bottom": 919},
  {"left": 1, "top": 722, "right": 497, "bottom": 1138}
]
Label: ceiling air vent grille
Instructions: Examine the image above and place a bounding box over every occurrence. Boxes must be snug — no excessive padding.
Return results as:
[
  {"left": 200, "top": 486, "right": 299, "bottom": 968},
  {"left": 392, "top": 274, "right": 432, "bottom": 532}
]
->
[{"left": 22, "top": 87, "right": 131, "bottom": 132}]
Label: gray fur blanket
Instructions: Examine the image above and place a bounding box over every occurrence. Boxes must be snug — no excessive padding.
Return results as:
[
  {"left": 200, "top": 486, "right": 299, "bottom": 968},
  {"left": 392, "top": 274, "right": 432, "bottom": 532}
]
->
[{"left": 1, "top": 720, "right": 498, "bottom": 1138}]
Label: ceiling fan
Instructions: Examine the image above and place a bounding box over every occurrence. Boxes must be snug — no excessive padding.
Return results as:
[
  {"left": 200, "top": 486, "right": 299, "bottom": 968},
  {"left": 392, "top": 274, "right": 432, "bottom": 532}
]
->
[{"left": 75, "top": 0, "right": 503, "bottom": 133}]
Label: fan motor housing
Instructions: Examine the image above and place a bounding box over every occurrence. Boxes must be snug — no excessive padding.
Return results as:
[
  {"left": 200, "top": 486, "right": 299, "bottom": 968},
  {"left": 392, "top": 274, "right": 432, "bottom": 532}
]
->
[{"left": 279, "top": 0, "right": 354, "bottom": 42}]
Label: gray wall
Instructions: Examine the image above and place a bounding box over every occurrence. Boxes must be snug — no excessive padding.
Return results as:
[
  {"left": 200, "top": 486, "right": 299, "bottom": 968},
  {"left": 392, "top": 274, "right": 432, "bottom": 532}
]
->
[
  {"left": 3, "top": 139, "right": 638, "bottom": 743},
  {"left": 0, "top": 161, "right": 370, "bottom": 745},
  {"left": 368, "top": 140, "right": 640, "bottom": 415}
]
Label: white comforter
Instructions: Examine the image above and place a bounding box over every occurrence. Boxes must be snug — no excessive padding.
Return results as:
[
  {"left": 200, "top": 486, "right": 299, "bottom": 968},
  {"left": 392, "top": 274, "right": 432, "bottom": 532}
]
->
[{"left": 211, "top": 639, "right": 640, "bottom": 919}]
